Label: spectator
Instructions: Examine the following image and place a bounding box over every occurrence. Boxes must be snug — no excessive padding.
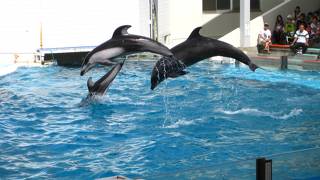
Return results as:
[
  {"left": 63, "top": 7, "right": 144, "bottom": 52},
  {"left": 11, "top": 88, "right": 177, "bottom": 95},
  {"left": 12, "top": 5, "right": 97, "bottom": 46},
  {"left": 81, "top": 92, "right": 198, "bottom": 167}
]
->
[
  {"left": 273, "top": 15, "right": 285, "bottom": 44},
  {"left": 285, "top": 14, "right": 296, "bottom": 44},
  {"left": 315, "top": 11, "right": 320, "bottom": 20},
  {"left": 296, "top": 13, "right": 307, "bottom": 30},
  {"left": 306, "top": 12, "right": 314, "bottom": 24},
  {"left": 294, "top": 6, "right": 301, "bottom": 20},
  {"left": 258, "top": 23, "right": 272, "bottom": 53},
  {"left": 310, "top": 16, "right": 320, "bottom": 46},
  {"left": 291, "top": 24, "right": 309, "bottom": 54},
  {"left": 310, "top": 16, "right": 320, "bottom": 36}
]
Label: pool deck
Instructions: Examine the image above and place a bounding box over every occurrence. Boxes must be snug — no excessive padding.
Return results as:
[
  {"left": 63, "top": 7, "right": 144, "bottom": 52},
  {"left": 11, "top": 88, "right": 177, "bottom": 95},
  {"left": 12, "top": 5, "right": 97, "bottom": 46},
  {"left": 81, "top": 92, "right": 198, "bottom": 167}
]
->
[
  {"left": 1, "top": 46, "right": 320, "bottom": 71},
  {"left": 47, "top": 45, "right": 320, "bottom": 71},
  {"left": 244, "top": 47, "right": 320, "bottom": 71}
]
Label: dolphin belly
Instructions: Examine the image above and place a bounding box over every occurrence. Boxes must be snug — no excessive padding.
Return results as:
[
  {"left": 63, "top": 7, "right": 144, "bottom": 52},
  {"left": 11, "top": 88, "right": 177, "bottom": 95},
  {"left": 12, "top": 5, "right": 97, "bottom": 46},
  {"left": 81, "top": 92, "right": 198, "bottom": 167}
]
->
[
  {"left": 90, "top": 47, "right": 125, "bottom": 65},
  {"left": 80, "top": 47, "right": 125, "bottom": 76}
]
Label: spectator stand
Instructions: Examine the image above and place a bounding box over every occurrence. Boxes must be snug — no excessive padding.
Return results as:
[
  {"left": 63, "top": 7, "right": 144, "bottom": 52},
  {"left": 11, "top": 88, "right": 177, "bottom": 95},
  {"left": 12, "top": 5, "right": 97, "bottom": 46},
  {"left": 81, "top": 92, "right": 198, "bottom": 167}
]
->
[{"left": 254, "top": 7, "right": 320, "bottom": 70}]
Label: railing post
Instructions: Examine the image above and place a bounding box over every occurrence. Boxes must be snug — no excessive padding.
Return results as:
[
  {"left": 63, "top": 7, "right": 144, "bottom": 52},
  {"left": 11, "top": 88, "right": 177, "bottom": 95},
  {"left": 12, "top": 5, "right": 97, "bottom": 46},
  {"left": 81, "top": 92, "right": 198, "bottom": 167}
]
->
[
  {"left": 256, "top": 157, "right": 272, "bottom": 180},
  {"left": 280, "top": 56, "right": 288, "bottom": 70},
  {"left": 235, "top": 60, "right": 240, "bottom": 67}
]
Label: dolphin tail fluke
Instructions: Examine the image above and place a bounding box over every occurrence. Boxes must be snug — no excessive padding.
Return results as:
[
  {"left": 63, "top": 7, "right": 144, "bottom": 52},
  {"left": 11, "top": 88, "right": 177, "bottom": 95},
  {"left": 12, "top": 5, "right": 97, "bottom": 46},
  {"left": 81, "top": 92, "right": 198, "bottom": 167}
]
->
[{"left": 249, "top": 63, "right": 259, "bottom": 72}]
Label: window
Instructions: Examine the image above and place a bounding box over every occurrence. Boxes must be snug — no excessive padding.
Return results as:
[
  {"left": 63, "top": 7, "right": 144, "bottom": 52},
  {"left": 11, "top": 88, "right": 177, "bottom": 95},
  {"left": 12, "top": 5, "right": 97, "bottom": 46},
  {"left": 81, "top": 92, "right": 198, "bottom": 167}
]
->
[
  {"left": 232, "top": 0, "right": 260, "bottom": 11},
  {"left": 203, "top": 0, "right": 216, "bottom": 11},
  {"left": 250, "top": 0, "right": 260, "bottom": 10},
  {"left": 203, "top": 0, "right": 231, "bottom": 11},
  {"left": 203, "top": 0, "right": 260, "bottom": 12},
  {"left": 217, "top": 0, "right": 231, "bottom": 10}
]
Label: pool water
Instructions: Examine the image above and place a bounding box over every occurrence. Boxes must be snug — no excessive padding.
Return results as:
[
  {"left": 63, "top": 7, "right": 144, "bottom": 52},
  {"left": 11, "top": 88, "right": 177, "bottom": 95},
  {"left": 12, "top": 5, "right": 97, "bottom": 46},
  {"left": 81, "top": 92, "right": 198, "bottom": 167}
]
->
[{"left": 0, "top": 61, "right": 320, "bottom": 179}]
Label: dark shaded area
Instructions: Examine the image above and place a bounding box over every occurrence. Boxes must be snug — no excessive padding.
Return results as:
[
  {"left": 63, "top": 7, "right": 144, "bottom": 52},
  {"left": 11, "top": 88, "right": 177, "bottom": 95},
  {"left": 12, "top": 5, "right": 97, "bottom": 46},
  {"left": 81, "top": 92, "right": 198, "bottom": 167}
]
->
[{"left": 44, "top": 52, "right": 88, "bottom": 66}]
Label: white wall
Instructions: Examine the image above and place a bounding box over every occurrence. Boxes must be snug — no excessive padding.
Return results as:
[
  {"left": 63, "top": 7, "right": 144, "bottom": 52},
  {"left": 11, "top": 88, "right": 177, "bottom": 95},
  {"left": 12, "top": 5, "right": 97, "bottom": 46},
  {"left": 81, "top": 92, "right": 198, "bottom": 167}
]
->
[
  {"left": 157, "top": 0, "right": 170, "bottom": 44},
  {"left": 167, "top": 0, "right": 203, "bottom": 47},
  {"left": 0, "top": 0, "right": 41, "bottom": 52},
  {"left": 0, "top": 0, "right": 147, "bottom": 53},
  {"left": 139, "top": 0, "right": 151, "bottom": 38},
  {"left": 42, "top": 0, "right": 141, "bottom": 48}
]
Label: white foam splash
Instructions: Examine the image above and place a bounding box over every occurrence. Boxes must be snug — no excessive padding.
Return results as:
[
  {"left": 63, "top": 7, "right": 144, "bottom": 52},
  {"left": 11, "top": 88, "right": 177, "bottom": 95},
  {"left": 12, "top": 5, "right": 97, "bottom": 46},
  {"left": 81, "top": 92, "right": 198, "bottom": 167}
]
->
[
  {"left": 215, "top": 108, "right": 303, "bottom": 120},
  {"left": 165, "top": 119, "right": 196, "bottom": 129}
]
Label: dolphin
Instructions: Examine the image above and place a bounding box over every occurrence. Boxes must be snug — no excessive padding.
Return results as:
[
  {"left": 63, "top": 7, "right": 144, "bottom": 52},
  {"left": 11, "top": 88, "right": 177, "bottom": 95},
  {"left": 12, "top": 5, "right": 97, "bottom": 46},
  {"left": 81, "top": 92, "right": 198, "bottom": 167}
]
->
[
  {"left": 150, "top": 26, "right": 259, "bottom": 90},
  {"left": 80, "top": 25, "right": 174, "bottom": 76},
  {"left": 86, "top": 61, "right": 124, "bottom": 97}
]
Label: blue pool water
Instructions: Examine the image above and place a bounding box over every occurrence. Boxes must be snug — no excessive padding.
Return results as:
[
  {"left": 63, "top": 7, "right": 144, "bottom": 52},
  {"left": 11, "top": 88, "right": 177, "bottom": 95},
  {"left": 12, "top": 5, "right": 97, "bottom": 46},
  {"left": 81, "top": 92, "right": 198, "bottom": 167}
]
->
[{"left": 0, "top": 61, "right": 320, "bottom": 179}]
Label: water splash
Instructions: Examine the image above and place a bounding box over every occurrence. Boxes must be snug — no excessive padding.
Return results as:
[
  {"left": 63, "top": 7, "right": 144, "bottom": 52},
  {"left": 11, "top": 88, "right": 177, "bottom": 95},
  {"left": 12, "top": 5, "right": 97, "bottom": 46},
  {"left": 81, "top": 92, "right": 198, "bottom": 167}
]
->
[
  {"left": 161, "top": 58, "right": 170, "bottom": 128},
  {"left": 215, "top": 108, "right": 303, "bottom": 120},
  {"left": 165, "top": 119, "right": 197, "bottom": 129}
]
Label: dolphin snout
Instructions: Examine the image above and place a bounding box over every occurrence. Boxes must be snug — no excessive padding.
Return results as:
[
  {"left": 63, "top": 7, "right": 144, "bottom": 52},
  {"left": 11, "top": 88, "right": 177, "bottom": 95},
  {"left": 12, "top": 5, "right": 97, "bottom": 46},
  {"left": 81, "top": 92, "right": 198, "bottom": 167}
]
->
[
  {"left": 151, "top": 84, "right": 157, "bottom": 90},
  {"left": 80, "top": 70, "right": 85, "bottom": 76},
  {"left": 80, "top": 63, "right": 94, "bottom": 76}
]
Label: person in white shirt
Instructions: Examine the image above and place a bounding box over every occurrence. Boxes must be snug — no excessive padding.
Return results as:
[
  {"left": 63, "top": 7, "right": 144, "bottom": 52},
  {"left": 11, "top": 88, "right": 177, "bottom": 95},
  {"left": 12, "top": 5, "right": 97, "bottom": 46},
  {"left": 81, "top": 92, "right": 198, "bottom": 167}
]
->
[
  {"left": 257, "top": 23, "right": 272, "bottom": 53},
  {"left": 291, "top": 24, "right": 309, "bottom": 54}
]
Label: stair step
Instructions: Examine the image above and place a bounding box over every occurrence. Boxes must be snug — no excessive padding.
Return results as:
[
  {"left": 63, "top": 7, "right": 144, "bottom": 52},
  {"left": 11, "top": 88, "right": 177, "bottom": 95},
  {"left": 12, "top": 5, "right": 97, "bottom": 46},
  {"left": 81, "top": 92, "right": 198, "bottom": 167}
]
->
[
  {"left": 307, "top": 48, "right": 320, "bottom": 54},
  {"left": 293, "top": 54, "right": 319, "bottom": 60}
]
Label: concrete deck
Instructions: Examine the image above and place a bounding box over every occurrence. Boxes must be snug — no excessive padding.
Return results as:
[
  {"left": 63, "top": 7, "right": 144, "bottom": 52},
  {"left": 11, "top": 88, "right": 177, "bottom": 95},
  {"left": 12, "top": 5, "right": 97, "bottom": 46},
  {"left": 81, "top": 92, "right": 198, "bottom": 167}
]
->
[
  {"left": 245, "top": 46, "right": 320, "bottom": 71},
  {"left": 14, "top": 45, "right": 317, "bottom": 71}
]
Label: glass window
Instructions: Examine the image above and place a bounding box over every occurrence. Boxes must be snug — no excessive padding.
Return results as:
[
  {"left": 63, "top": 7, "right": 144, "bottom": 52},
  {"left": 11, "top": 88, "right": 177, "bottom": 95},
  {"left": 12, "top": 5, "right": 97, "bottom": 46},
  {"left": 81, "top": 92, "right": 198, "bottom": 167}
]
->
[
  {"left": 217, "top": 0, "right": 231, "bottom": 10},
  {"left": 232, "top": 0, "right": 260, "bottom": 11},
  {"left": 203, "top": 0, "right": 216, "bottom": 11},
  {"left": 203, "top": 0, "right": 231, "bottom": 11},
  {"left": 251, "top": 0, "right": 260, "bottom": 10}
]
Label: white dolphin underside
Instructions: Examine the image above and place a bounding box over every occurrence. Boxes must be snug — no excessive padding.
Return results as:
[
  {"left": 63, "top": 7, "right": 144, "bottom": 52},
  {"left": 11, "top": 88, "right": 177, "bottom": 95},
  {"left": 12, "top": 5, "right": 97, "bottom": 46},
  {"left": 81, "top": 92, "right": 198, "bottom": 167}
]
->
[{"left": 89, "top": 47, "right": 125, "bottom": 65}]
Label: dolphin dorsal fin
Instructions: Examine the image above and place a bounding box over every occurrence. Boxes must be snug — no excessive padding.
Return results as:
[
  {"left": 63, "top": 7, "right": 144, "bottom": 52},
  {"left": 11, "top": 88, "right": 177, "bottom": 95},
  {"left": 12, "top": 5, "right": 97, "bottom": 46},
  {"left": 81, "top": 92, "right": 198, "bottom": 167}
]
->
[
  {"left": 112, "top": 25, "right": 132, "bottom": 38},
  {"left": 87, "top": 77, "right": 95, "bottom": 92},
  {"left": 187, "top": 27, "right": 202, "bottom": 40}
]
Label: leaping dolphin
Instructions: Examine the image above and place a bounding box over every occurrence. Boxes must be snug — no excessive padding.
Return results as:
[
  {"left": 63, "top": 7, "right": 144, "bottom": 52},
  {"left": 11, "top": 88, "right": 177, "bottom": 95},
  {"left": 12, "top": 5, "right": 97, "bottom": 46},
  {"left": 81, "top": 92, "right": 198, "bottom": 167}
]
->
[
  {"left": 87, "top": 62, "right": 124, "bottom": 97},
  {"left": 80, "top": 25, "right": 174, "bottom": 76},
  {"left": 150, "top": 27, "right": 259, "bottom": 90}
]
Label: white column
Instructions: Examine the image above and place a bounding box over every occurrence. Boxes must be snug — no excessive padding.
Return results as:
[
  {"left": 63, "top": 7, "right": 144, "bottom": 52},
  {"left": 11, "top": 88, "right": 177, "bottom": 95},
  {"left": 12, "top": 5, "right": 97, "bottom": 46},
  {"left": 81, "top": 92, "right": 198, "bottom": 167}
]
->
[{"left": 240, "top": 0, "right": 250, "bottom": 47}]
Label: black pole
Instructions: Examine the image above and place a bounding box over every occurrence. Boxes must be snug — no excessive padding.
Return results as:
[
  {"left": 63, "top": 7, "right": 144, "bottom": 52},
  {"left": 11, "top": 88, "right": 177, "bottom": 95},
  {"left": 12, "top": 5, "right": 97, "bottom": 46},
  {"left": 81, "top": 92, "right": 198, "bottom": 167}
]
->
[
  {"left": 280, "top": 56, "right": 288, "bottom": 70},
  {"left": 235, "top": 60, "right": 240, "bottom": 67},
  {"left": 256, "top": 157, "right": 272, "bottom": 180},
  {"left": 256, "top": 158, "right": 266, "bottom": 180}
]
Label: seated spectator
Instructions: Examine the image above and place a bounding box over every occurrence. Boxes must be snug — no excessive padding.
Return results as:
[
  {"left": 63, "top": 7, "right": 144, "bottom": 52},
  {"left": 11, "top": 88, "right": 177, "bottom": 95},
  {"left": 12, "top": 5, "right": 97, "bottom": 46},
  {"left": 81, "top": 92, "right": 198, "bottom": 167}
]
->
[
  {"left": 310, "top": 16, "right": 320, "bottom": 46},
  {"left": 306, "top": 12, "right": 314, "bottom": 24},
  {"left": 257, "top": 23, "right": 272, "bottom": 53},
  {"left": 296, "top": 13, "right": 308, "bottom": 30},
  {"left": 285, "top": 15, "right": 296, "bottom": 44},
  {"left": 291, "top": 24, "right": 309, "bottom": 54},
  {"left": 294, "top": 6, "right": 301, "bottom": 20},
  {"left": 310, "top": 16, "right": 320, "bottom": 37},
  {"left": 315, "top": 11, "right": 320, "bottom": 20},
  {"left": 272, "top": 15, "right": 286, "bottom": 44}
]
